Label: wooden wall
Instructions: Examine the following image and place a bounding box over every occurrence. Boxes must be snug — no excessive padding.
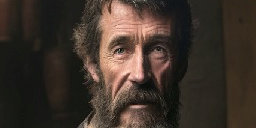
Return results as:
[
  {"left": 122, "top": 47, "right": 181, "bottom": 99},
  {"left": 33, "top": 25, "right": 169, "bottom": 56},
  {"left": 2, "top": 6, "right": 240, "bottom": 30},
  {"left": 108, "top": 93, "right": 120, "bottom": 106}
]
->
[
  {"left": 223, "top": 0, "right": 256, "bottom": 128},
  {"left": 0, "top": 0, "right": 88, "bottom": 128},
  {"left": 180, "top": 0, "right": 226, "bottom": 128},
  {"left": 0, "top": 0, "right": 21, "bottom": 41},
  {"left": 1, "top": 0, "right": 256, "bottom": 127}
]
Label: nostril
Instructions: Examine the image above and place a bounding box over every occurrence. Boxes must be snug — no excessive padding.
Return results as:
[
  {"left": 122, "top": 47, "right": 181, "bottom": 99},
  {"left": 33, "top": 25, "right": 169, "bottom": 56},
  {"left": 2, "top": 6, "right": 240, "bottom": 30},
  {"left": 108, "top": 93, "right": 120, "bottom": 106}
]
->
[
  {"left": 136, "top": 77, "right": 155, "bottom": 90},
  {"left": 132, "top": 68, "right": 152, "bottom": 84}
]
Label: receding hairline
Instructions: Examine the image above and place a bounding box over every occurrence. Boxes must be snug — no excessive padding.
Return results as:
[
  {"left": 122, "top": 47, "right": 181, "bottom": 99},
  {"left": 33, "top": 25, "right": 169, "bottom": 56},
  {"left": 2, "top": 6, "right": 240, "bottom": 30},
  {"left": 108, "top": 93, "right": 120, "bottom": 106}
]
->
[
  {"left": 98, "top": 0, "right": 175, "bottom": 33},
  {"left": 101, "top": 0, "right": 174, "bottom": 18}
]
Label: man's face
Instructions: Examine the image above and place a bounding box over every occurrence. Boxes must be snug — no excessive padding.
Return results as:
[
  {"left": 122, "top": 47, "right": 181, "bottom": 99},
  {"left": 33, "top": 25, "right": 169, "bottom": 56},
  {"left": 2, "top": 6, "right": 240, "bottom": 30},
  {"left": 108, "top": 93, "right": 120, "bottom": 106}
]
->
[{"left": 91, "top": 1, "right": 176, "bottom": 127}]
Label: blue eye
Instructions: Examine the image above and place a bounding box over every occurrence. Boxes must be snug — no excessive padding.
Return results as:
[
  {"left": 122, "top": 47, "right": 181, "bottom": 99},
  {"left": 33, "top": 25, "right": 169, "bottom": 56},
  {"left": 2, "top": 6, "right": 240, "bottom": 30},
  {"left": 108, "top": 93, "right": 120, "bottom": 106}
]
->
[{"left": 114, "top": 48, "right": 125, "bottom": 54}]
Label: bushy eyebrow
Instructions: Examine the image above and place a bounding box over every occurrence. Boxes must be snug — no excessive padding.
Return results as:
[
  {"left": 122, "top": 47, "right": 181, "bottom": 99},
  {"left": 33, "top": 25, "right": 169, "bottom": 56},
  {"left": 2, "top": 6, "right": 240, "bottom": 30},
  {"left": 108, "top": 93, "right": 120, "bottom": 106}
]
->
[
  {"left": 107, "top": 35, "right": 173, "bottom": 52},
  {"left": 108, "top": 36, "right": 133, "bottom": 51},
  {"left": 144, "top": 35, "right": 173, "bottom": 51}
]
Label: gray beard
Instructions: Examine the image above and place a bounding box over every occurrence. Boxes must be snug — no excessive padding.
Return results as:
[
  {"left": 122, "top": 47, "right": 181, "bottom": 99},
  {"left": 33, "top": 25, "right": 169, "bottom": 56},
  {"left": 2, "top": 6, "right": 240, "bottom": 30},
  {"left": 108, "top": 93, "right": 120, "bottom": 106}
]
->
[{"left": 87, "top": 76, "right": 180, "bottom": 128}]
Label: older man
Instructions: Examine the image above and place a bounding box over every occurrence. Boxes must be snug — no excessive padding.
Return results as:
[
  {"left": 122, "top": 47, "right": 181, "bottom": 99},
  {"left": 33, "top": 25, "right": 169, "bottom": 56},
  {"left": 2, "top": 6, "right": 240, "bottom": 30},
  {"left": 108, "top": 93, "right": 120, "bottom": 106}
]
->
[{"left": 73, "top": 0, "right": 192, "bottom": 127}]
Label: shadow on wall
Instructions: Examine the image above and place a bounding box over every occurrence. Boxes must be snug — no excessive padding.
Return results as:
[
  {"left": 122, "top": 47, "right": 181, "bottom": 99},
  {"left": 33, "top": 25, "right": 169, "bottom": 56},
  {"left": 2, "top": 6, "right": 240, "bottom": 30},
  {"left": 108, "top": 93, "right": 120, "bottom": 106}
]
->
[
  {"left": 0, "top": 0, "right": 231, "bottom": 128},
  {"left": 0, "top": 0, "right": 91, "bottom": 128}
]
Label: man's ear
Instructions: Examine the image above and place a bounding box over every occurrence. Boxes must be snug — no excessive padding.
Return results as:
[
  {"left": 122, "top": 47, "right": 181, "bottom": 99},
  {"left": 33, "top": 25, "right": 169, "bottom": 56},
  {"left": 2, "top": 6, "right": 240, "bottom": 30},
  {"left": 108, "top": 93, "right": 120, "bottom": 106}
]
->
[{"left": 84, "top": 60, "right": 100, "bottom": 83}]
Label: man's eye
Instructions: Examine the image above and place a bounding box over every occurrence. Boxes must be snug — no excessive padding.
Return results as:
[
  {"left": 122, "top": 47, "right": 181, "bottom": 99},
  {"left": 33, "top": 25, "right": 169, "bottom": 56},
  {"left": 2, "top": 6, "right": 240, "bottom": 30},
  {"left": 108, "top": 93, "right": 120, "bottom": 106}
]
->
[
  {"left": 151, "top": 46, "right": 167, "bottom": 54},
  {"left": 153, "top": 46, "right": 165, "bottom": 52},
  {"left": 148, "top": 45, "right": 169, "bottom": 59},
  {"left": 114, "top": 48, "right": 125, "bottom": 54}
]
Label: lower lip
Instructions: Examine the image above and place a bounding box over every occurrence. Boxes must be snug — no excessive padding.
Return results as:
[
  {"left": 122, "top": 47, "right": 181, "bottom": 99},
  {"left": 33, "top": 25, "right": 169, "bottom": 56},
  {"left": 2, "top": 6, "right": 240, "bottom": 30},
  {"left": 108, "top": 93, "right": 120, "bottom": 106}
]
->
[{"left": 128, "top": 104, "right": 149, "bottom": 109}]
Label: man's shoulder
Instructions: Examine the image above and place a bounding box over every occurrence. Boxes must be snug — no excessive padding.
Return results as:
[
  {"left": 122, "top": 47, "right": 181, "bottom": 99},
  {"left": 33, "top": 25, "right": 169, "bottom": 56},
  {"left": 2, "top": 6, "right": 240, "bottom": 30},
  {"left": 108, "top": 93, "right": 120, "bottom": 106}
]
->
[
  {"left": 77, "top": 112, "right": 93, "bottom": 128},
  {"left": 77, "top": 119, "right": 87, "bottom": 128}
]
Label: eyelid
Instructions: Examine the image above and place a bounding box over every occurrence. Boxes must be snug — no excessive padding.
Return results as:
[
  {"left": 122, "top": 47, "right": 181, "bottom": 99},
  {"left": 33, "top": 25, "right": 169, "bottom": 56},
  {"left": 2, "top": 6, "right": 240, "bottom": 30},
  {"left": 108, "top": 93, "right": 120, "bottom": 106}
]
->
[
  {"left": 113, "top": 46, "right": 125, "bottom": 54},
  {"left": 151, "top": 45, "right": 167, "bottom": 52},
  {"left": 107, "top": 36, "right": 132, "bottom": 52},
  {"left": 109, "top": 42, "right": 125, "bottom": 53},
  {"left": 146, "top": 42, "right": 169, "bottom": 53},
  {"left": 145, "top": 35, "right": 173, "bottom": 49},
  {"left": 112, "top": 44, "right": 133, "bottom": 55},
  {"left": 153, "top": 43, "right": 167, "bottom": 49}
]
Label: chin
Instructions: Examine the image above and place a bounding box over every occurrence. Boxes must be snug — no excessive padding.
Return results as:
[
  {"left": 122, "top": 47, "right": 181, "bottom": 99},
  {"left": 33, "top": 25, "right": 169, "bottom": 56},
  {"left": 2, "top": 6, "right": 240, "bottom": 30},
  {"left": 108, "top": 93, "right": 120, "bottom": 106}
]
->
[
  {"left": 119, "top": 118, "right": 169, "bottom": 128},
  {"left": 118, "top": 106, "right": 169, "bottom": 128}
]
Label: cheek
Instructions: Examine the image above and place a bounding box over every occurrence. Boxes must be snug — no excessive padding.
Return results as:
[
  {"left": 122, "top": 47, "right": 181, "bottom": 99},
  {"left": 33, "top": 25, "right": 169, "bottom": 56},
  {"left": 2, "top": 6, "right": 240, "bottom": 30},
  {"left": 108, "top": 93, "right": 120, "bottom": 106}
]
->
[
  {"left": 150, "top": 60, "right": 172, "bottom": 93},
  {"left": 99, "top": 58, "right": 115, "bottom": 92},
  {"left": 99, "top": 57, "right": 128, "bottom": 99}
]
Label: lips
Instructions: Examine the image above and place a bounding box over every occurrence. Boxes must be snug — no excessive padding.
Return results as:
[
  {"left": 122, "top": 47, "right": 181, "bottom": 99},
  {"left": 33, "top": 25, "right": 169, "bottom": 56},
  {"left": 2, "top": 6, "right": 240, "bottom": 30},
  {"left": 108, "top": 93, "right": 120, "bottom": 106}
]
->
[
  {"left": 127, "top": 100, "right": 156, "bottom": 106},
  {"left": 126, "top": 101, "right": 158, "bottom": 110},
  {"left": 128, "top": 104, "right": 150, "bottom": 109},
  {"left": 121, "top": 102, "right": 159, "bottom": 118},
  {"left": 110, "top": 86, "right": 164, "bottom": 117}
]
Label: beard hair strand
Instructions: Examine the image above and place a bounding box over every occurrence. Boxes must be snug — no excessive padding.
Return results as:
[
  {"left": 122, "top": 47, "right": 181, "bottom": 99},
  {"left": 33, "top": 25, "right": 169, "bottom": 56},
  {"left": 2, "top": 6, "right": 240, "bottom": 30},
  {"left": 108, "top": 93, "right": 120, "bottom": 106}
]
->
[{"left": 87, "top": 75, "right": 180, "bottom": 128}]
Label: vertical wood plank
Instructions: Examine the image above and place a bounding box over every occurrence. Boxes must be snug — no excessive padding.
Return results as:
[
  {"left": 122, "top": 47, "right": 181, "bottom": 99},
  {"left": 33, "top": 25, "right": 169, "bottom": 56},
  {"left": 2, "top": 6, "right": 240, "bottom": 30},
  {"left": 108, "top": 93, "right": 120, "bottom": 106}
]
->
[
  {"left": 223, "top": 0, "right": 256, "bottom": 128},
  {"left": 44, "top": 47, "right": 70, "bottom": 116},
  {"left": 0, "top": 0, "right": 10, "bottom": 41},
  {"left": 180, "top": 0, "right": 226, "bottom": 128},
  {"left": 0, "top": 0, "right": 21, "bottom": 42},
  {"left": 22, "top": 0, "right": 40, "bottom": 43}
]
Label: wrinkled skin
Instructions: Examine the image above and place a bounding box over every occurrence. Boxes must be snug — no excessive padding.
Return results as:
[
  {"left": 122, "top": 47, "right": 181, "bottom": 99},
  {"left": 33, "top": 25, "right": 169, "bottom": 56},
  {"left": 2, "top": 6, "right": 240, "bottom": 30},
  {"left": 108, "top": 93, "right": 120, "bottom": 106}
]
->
[{"left": 87, "top": 1, "right": 176, "bottom": 127}]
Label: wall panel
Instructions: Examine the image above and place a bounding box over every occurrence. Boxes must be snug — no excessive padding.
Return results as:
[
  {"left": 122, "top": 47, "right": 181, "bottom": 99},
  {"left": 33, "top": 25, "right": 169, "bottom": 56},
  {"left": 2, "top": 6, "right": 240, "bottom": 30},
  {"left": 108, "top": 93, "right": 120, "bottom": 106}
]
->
[
  {"left": 223, "top": 0, "right": 256, "bottom": 128},
  {"left": 180, "top": 0, "right": 226, "bottom": 128}
]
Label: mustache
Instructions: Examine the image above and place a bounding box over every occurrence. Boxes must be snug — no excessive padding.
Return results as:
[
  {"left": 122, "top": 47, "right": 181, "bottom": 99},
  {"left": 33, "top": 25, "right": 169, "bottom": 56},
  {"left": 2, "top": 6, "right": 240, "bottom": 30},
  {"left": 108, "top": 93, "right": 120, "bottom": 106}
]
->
[{"left": 109, "top": 81, "right": 168, "bottom": 120}]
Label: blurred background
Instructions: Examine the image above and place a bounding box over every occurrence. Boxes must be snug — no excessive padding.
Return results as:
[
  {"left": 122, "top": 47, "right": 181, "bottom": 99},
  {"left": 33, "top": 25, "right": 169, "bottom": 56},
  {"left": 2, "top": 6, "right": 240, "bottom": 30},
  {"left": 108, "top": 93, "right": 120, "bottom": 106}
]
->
[{"left": 0, "top": 0, "right": 255, "bottom": 128}]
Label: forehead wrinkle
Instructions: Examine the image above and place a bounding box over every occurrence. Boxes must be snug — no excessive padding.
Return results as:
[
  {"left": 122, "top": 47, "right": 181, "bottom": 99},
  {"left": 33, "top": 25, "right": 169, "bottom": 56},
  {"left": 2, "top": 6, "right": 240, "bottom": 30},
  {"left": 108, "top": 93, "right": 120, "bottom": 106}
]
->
[
  {"left": 110, "top": 26, "right": 137, "bottom": 36},
  {"left": 110, "top": 21, "right": 140, "bottom": 35},
  {"left": 145, "top": 29, "right": 171, "bottom": 36},
  {"left": 144, "top": 24, "right": 170, "bottom": 29},
  {"left": 112, "top": 26, "right": 137, "bottom": 31},
  {"left": 144, "top": 25, "right": 171, "bottom": 32},
  {"left": 111, "top": 19, "right": 142, "bottom": 28},
  {"left": 144, "top": 27, "right": 171, "bottom": 37}
]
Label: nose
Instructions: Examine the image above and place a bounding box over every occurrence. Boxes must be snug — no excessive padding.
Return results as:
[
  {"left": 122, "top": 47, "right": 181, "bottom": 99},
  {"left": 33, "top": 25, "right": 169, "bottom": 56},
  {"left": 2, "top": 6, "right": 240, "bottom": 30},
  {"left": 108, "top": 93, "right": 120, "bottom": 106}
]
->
[{"left": 128, "top": 48, "right": 150, "bottom": 84}]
